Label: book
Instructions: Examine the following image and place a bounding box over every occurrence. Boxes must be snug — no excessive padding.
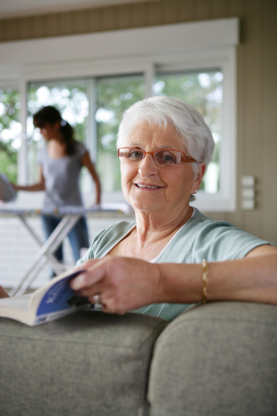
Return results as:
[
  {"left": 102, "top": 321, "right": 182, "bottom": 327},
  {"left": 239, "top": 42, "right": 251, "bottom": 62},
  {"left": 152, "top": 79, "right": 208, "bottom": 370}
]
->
[
  {"left": 0, "top": 269, "right": 91, "bottom": 326},
  {"left": 0, "top": 173, "right": 16, "bottom": 202}
]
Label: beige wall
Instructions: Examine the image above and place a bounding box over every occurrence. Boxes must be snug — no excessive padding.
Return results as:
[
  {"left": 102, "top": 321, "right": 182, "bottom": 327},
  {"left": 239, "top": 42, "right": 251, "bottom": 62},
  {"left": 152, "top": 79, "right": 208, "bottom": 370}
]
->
[{"left": 1, "top": 0, "right": 277, "bottom": 244}]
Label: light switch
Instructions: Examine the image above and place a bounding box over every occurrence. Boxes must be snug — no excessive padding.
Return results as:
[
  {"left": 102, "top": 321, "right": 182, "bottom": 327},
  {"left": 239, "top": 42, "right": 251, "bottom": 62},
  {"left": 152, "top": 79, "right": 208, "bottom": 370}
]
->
[
  {"left": 241, "top": 175, "right": 255, "bottom": 187},
  {"left": 241, "top": 175, "right": 256, "bottom": 210},
  {"left": 241, "top": 199, "right": 255, "bottom": 210},
  {"left": 241, "top": 188, "right": 255, "bottom": 198}
]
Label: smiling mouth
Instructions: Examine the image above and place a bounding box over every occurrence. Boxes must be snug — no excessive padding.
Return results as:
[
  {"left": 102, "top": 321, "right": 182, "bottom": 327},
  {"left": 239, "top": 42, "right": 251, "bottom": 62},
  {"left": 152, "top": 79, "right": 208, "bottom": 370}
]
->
[{"left": 135, "top": 183, "right": 162, "bottom": 189}]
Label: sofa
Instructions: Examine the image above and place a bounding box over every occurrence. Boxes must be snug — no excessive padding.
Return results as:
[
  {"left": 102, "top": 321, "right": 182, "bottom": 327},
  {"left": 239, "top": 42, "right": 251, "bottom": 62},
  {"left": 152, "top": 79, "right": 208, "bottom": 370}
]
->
[{"left": 1, "top": 301, "right": 277, "bottom": 416}]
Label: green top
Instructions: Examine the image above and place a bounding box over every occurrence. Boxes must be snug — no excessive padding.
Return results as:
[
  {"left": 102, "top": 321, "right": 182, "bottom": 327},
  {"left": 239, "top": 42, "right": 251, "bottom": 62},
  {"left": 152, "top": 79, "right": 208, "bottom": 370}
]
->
[{"left": 78, "top": 208, "right": 270, "bottom": 321}]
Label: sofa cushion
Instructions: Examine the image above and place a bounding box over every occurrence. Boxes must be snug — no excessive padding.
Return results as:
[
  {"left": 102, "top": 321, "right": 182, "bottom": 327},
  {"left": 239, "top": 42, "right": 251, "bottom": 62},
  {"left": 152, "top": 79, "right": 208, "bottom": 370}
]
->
[
  {"left": 148, "top": 301, "right": 277, "bottom": 416},
  {"left": 0, "top": 310, "right": 167, "bottom": 416}
]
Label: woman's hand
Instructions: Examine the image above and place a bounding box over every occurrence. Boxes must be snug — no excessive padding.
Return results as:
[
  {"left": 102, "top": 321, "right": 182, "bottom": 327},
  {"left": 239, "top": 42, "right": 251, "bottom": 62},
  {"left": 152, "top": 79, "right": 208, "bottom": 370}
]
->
[
  {"left": 0, "top": 286, "right": 9, "bottom": 299},
  {"left": 9, "top": 166, "right": 46, "bottom": 192},
  {"left": 70, "top": 245, "right": 277, "bottom": 316},
  {"left": 70, "top": 256, "right": 161, "bottom": 314}
]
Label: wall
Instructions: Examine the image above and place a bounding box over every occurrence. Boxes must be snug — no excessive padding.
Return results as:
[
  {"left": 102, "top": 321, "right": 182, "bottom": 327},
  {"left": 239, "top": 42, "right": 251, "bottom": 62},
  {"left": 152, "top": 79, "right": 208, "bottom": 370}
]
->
[{"left": 0, "top": 0, "right": 277, "bottom": 245}]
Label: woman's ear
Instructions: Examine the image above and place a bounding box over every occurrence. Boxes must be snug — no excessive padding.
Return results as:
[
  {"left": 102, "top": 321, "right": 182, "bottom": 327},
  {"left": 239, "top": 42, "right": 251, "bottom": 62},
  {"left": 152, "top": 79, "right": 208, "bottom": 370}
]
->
[
  {"left": 194, "top": 163, "right": 206, "bottom": 190},
  {"left": 55, "top": 120, "right": 62, "bottom": 131}
]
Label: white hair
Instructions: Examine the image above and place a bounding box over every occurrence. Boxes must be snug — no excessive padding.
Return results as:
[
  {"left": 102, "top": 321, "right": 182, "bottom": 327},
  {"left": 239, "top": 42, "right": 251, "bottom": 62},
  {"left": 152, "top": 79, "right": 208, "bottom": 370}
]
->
[{"left": 117, "top": 96, "right": 215, "bottom": 175}]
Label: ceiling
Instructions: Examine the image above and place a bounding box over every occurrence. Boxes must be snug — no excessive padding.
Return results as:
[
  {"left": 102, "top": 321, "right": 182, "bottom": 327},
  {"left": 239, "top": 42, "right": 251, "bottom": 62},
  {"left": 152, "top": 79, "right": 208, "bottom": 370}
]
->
[{"left": 0, "top": 0, "right": 155, "bottom": 19}]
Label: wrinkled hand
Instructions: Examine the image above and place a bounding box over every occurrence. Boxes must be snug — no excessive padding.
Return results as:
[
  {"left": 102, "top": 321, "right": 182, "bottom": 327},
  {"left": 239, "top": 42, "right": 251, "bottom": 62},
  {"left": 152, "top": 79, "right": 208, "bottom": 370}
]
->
[
  {"left": 0, "top": 286, "right": 9, "bottom": 299},
  {"left": 70, "top": 256, "right": 161, "bottom": 315}
]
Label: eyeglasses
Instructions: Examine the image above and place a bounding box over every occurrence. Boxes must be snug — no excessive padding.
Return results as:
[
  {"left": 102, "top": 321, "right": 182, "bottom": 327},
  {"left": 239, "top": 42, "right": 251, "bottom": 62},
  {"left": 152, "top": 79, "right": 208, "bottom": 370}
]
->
[{"left": 117, "top": 147, "right": 197, "bottom": 167}]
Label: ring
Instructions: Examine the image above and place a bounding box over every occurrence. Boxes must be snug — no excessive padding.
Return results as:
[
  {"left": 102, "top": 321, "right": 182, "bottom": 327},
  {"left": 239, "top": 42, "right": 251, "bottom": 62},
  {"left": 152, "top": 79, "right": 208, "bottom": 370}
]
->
[{"left": 93, "top": 294, "right": 103, "bottom": 310}]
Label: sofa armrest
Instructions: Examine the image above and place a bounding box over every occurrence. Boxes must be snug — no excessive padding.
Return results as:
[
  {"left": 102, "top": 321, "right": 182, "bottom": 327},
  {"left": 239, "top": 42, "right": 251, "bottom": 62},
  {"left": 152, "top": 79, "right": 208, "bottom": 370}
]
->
[
  {"left": 0, "top": 310, "right": 167, "bottom": 416},
  {"left": 148, "top": 301, "right": 277, "bottom": 416}
]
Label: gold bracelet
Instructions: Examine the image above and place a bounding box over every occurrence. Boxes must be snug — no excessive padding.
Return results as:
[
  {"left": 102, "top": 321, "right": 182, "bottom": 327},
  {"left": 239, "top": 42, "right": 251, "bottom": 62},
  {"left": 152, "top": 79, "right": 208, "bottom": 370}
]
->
[{"left": 202, "top": 259, "right": 208, "bottom": 304}]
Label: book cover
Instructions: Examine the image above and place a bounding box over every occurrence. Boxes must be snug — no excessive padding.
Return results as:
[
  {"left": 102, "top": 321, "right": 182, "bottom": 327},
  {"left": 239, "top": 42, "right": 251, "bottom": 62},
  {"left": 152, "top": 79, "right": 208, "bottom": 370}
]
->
[{"left": 0, "top": 269, "right": 91, "bottom": 326}]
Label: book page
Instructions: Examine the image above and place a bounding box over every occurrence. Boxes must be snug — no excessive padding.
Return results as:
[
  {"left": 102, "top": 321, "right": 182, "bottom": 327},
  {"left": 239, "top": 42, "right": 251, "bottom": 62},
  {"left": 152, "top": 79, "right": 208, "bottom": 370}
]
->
[{"left": 0, "top": 293, "right": 32, "bottom": 313}]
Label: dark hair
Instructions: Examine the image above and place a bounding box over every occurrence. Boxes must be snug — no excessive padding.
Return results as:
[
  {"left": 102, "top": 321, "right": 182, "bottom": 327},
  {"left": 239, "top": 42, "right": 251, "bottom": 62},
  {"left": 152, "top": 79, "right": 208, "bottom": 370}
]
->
[{"left": 33, "top": 106, "right": 77, "bottom": 156}]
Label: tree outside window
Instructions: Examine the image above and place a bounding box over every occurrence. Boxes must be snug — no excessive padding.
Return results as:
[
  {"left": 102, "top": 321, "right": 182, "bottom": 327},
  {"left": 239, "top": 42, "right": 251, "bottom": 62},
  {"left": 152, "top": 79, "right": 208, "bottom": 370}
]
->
[
  {"left": 154, "top": 70, "right": 223, "bottom": 193},
  {"left": 0, "top": 89, "right": 21, "bottom": 183},
  {"left": 27, "top": 80, "right": 89, "bottom": 186},
  {"left": 95, "top": 74, "right": 145, "bottom": 192}
]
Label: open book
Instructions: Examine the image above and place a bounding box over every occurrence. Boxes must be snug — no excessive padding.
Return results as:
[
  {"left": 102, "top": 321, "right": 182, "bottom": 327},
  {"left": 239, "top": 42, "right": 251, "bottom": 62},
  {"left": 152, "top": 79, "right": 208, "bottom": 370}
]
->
[{"left": 0, "top": 269, "right": 92, "bottom": 326}]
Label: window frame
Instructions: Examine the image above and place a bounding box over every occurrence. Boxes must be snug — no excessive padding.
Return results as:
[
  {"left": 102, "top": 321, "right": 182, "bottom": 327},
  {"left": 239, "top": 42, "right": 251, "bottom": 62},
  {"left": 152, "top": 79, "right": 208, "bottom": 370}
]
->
[{"left": 0, "top": 18, "right": 238, "bottom": 211}]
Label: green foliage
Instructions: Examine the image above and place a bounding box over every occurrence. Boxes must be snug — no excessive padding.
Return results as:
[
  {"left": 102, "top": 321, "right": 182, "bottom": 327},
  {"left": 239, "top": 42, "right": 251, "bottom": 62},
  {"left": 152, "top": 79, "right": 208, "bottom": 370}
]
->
[
  {"left": 0, "top": 142, "right": 17, "bottom": 182},
  {"left": 155, "top": 71, "right": 222, "bottom": 153},
  {"left": 27, "top": 81, "right": 89, "bottom": 182},
  {"left": 26, "top": 78, "right": 145, "bottom": 192},
  {"left": 155, "top": 71, "right": 223, "bottom": 191},
  {"left": 96, "top": 75, "right": 145, "bottom": 191},
  {"left": 0, "top": 89, "right": 21, "bottom": 182},
  {"left": 28, "top": 82, "right": 88, "bottom": 143}
]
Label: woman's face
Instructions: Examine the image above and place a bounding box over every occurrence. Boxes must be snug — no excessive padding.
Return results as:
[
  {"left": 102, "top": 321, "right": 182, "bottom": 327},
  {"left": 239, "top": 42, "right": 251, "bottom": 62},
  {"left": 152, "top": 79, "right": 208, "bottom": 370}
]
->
[
  {"left": 39, "top": 122, "right": 60, "bottom": 141},
  {"left": 120, "top": 121, "right": 205, "bottom": 217}
]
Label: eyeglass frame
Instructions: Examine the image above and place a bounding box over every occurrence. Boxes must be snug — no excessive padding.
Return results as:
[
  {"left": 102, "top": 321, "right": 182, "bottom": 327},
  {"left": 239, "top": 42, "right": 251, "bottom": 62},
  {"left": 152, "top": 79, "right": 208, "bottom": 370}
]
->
[{"left": 117, "top": 147, "right": 197, "bottom": 167}]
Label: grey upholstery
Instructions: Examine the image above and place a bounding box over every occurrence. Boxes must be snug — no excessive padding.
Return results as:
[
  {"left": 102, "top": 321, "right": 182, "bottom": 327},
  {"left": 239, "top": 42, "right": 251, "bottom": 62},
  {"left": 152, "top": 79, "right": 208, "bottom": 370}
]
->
[
  {"left": 0, "top": 302, "right": 277, "bottom": 416},
  {"left": 148, "top": 302, "right": 277, "bottom": 416},
  {"left": 0, "top": 310, "right": 167, "bottom": 416}
]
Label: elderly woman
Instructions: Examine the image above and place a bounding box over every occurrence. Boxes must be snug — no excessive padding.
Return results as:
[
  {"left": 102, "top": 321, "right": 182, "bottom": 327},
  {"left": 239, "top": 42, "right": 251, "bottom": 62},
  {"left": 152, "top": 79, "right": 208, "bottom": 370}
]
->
[
  {"left": 1, "top": 97, "right": 276, "bottom": 319},
  {"left": 68, "top": 96, "right": 277, "bottom": 321}
]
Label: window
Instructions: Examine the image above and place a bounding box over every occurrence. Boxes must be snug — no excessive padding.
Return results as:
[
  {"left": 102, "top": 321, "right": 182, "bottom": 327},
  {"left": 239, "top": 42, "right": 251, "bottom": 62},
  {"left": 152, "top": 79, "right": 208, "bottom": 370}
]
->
[
  {"left": 95, "top": 74, "right": 145, "bottom": 192},
  {"left": 26, "top": 75, "right": 146, "bottom": 193},
  {"left": 27, "top": 79, "right": 90, "bottom": 187},
  {"left": 154, "top": 69, "right": 223, "bottom": 194}
]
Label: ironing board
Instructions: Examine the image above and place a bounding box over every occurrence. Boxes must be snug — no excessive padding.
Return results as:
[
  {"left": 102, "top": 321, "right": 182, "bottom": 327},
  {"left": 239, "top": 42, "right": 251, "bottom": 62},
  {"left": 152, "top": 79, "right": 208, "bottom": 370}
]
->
[{"left": 0, "top": 204, "right": 132, "bottom": 297}]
